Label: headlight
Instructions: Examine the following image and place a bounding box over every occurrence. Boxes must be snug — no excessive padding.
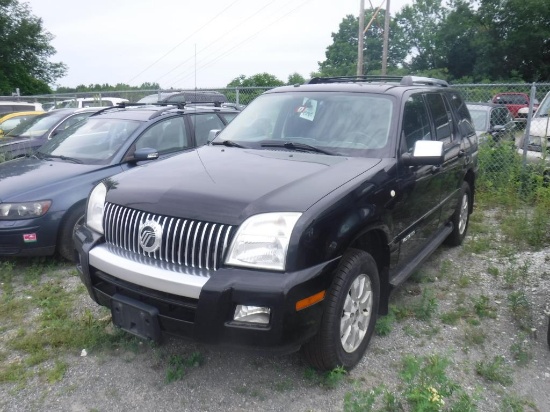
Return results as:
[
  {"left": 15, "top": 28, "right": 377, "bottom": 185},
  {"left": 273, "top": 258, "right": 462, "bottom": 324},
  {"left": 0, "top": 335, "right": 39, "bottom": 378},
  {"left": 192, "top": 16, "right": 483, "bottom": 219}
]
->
[
  {"left": 0, "top": 200, "right": 51, "bottom": 220},
  {"left": 225, "top": 212, "right": 301, "bottom": 271},
  {"left": 86, "top": 182, "right": 107, "bottom": 234}
]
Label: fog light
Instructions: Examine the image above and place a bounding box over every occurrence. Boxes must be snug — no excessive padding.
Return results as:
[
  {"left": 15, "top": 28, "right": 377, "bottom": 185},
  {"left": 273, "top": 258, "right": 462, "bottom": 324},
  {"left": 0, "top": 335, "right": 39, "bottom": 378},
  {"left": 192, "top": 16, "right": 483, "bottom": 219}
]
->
[{"left": 234, "top": 305, "right": 271, "bottom": 325}]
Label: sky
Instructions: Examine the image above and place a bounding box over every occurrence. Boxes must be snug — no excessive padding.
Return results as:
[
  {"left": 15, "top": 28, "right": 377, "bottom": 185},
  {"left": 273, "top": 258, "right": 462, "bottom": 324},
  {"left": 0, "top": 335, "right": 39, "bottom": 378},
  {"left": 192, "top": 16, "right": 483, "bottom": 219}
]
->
[{"left": 25, "top": 0, "right": 413, "bottom": 90}]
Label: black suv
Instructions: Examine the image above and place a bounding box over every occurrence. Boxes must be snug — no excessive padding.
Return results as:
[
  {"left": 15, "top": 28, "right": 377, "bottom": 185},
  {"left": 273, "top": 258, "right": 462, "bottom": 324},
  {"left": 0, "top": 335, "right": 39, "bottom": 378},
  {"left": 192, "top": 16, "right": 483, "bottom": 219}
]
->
[{"left": 74, "top": 76, "right": 478, "bottom": 370}]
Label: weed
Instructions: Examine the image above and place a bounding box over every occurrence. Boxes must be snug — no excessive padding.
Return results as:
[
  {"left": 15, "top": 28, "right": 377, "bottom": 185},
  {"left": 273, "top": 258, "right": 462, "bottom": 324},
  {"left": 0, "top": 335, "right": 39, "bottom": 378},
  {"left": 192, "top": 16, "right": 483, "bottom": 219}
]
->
[
  {"left": 304, "top": 366, "right": 347, "bottom": 389},
  {"left": 472, "top": 295, "right": 497, "bottom": 319},
  {"left": 487, "top": 266, "right": 499, "bottom": 277},
  {"left": 412, "top": 288, "right": 438, "bottom": 321},
  {"left": 463, "top": 325, "right": 486, "bottom": 346},
  {"left": 165, "top": 352, "right": 204, "bottom": 383},
  {"left": 375, "top": 306, "right": 397, "bottom": 336},
  {"left": 41, "top": 360, "right": 68, "bottom": 383},
  {"left": 475, "top": 356, "right": 513, "bottom": 386},
  {"left": 440, "top": 306, "right": 471, "bottom": 325},
  {"left": 344, "top": 386, "right": 383, "bottom": 412},
  {"left": 508, "top": 291, "right": 533, "bottom": 331},
  {"left": 510, "top": 336, "right": 532, "bottom": 366}
]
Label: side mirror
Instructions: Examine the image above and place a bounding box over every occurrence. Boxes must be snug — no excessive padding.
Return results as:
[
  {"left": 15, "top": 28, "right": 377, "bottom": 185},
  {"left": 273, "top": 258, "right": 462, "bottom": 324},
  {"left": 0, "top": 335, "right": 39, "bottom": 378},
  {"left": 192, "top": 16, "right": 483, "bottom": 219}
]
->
[
  {"left": 132, "top": 147, "right": 159, "bottom": 162},
  {"left": 402, "top": 140, "right": 444, "bottom": 166},
  {"left": 208, "top": 129, "right": 222, "bottom": 142}
]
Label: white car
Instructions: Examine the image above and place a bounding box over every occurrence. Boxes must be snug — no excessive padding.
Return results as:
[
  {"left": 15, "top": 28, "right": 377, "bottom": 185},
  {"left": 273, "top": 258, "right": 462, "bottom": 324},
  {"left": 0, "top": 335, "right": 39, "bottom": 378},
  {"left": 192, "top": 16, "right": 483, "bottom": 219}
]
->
[
  {"left": 52, "top": 97, "right": 128, "bottom": 110},
  {"left": 518, "top": 91, "right": 550, "bottom": 166}
]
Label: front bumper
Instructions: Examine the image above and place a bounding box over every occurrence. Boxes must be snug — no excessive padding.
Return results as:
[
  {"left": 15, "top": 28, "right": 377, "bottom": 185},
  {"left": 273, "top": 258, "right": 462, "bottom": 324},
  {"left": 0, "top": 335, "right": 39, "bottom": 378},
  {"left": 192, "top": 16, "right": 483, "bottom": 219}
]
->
[
  {"left": 74, "top": 225, "right": 339, "bottom": 354},
  {"left": 0, "top": 214, "right": 61, "bottom": 257}
]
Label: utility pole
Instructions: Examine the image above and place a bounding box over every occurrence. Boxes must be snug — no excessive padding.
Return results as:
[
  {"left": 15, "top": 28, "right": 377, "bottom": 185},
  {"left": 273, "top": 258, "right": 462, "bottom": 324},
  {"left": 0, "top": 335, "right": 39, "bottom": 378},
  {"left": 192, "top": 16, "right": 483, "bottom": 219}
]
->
[
  {"left": 357, "top": 0, "right": 365, "bottom": 75},
  {"left": 381, "top": 0, "right": 390, "bottom": 75}
]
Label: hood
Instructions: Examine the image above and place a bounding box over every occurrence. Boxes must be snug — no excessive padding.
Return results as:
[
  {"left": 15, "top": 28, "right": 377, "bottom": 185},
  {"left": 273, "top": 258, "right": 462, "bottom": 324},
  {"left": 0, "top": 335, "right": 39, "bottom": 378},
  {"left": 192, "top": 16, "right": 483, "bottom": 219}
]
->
[
  {"left": 0, "top": 157, "right": 107, "bottom": 202},
  {"left": 529, "top": 116, "right": 550, "bottom": 137},
  {"left": 107, "top": 146, "right": 382, "bottom": 225}
]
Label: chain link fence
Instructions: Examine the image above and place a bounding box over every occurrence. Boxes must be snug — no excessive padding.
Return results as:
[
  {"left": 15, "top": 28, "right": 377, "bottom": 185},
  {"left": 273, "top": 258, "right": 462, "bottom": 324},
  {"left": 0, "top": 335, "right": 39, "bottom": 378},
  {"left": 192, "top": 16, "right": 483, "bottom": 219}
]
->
[
  {"left": 2, "top": 82, "right": 549, "bottom": 183},
  {"left": 453, "top": 83, "right": 550, "bottom": 195}
]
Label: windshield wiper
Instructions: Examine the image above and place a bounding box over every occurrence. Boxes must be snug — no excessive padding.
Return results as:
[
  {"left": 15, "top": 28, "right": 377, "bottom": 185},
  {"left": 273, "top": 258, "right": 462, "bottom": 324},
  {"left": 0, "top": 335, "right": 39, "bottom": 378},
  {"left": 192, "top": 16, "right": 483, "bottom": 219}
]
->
[
  {"left": 211, "top": 139, "right": 248, "bottom": 148},
  {"left": 260, "top": 140, "right": 336, "bottom": 155},
  {"left": 39, "top": 153, "right": 83, "bottom": 164}
]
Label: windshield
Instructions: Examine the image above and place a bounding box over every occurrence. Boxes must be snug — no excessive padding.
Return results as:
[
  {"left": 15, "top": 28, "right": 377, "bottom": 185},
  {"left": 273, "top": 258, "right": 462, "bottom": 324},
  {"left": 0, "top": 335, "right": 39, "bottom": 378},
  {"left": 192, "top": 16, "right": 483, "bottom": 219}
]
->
[
  {"left": 6, "top": 111, "right": 69, "bottom": 138},
  {"left": 535, "top": 92, "right": 550, "bottom": 118},
  {"left": 467, "top": 109, "right": 488, "bottom": 131},
  {"left": 215, "top": 92, "right": 394, "bottom": 157},
  {"left": 37, "top": 117, "right": 140, "bottom": 165}
]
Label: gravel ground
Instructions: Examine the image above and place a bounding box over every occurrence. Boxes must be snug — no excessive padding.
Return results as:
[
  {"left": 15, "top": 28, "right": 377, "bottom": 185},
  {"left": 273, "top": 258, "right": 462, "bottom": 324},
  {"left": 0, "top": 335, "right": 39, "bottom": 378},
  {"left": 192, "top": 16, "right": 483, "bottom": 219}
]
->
[{"left": 1, "top": 211, "right": 550, "bottom": 412}]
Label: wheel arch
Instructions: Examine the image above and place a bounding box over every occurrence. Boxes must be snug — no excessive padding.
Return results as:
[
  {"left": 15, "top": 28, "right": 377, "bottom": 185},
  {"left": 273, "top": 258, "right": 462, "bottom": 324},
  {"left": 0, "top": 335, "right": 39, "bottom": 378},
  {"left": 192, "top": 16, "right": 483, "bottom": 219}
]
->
[{"left": 348, "top": 227, "right": 391, "bottom": 316}]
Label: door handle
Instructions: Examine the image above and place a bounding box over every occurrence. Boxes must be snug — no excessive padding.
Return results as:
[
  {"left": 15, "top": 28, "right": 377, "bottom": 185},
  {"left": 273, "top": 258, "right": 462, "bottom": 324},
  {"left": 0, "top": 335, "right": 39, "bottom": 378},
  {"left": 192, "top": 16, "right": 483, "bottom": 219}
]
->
[{"left": 431, "top": 165, "right": 441, "bottom": 174}]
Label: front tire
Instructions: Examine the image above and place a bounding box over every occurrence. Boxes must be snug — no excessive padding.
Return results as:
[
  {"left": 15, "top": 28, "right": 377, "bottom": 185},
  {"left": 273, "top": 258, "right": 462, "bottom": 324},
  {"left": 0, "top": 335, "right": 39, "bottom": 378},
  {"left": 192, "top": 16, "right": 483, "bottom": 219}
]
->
[
  {"left": 58, "top": 205, "right": 85, "bottom": 262},
  {"left": 302, "top": 249, "right": 380, "bottom": 371},
  {"left": 445, "top": 181, "right": 471, "bottom": 246}
]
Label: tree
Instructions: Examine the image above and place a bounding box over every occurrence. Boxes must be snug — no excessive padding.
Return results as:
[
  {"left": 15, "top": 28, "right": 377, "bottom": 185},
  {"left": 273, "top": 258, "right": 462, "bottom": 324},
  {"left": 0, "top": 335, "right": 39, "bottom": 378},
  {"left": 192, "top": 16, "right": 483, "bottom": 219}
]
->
[
  {"left": 317, "top": 10, "right": 408, "bottom": 77},
  {"left": 287, "top": 72, "right": 306, "bottom": 85},
  {"left": 0, "top": 0, "right": 67, "bottom": 95},
  {"left": 226, "top": 73, "right": 284, "bottom": 88}
]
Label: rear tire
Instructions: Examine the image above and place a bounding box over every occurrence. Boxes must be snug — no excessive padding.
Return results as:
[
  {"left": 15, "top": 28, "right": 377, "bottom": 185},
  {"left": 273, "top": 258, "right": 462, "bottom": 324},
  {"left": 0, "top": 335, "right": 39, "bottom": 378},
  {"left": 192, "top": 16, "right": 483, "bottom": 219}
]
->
[
  {"left": 302, "top": 249, "right": 380, "bottom": 371},
  {"left": 58, "top": 205, "right": 85, "bottom": 262},
  {"left": 445, "top": 182, "right": 471, "bottom": 246}
]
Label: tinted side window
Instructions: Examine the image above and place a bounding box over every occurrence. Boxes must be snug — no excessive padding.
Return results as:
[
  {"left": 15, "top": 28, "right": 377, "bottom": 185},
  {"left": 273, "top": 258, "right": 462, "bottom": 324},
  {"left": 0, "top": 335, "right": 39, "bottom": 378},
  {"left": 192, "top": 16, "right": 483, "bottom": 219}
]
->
[
  {"left": 425, "top": 93, "right": 452, "bottom": 141},
  {"left": 136, "top": 117, "right": 189, "bottom": 154},
  {"left": 491, "top": 108, "right": 510, "bottom": 126},
  {"left": 402, "top": 94, "right": 432, "bottom": 153},
  {"left": 449, "top": 91, "right": 475, "bottom": 136},
  {"left": 190, "top": 114, "right": 226, "bottom": 146}
]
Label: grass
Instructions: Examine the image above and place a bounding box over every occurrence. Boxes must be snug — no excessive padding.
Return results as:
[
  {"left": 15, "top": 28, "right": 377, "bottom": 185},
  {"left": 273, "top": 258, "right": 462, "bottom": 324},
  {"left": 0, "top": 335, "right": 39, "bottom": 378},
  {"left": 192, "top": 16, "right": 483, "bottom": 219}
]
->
[
  {"left": 165, "top": 352, "right": 204, "bottom": 383},
  {"left": 475, "top": 356, "right": 514, "bottom": 386},
  {"left": 344, "top": 354, "right": 477, "bottom": 411}
]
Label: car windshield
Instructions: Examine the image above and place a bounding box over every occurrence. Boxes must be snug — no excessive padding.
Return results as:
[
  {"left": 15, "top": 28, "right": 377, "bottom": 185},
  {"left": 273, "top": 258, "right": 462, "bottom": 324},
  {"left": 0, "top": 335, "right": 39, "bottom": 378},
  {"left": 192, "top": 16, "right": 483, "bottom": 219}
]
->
[
  {"left": 215, "top": 92, "right": 394, "bottom": 157},
  {"left": 467, "top": 109, "right": 488, "bottom": 131},
  {"left": 37, "top": 117, "right": 140, "bottom": 165},
  {"left": 6, "top": 111, "right": 70, "bottom": 138},
  {"left": 535, "top": 92, "right": 550, "bottom": 118}
]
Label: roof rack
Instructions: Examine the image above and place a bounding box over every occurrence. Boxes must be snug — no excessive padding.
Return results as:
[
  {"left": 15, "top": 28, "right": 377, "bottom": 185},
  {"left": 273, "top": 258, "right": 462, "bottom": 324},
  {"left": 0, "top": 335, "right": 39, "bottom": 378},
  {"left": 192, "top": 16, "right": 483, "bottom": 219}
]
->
[
  {"left": 307, "top": 75, "right": 403, "bottom": 84},
  {"left": 306, "top": 75, "right": 449, "bottom": 87},
  {"left": 400, "top": 76, "right": 449, "bottom": 87}
]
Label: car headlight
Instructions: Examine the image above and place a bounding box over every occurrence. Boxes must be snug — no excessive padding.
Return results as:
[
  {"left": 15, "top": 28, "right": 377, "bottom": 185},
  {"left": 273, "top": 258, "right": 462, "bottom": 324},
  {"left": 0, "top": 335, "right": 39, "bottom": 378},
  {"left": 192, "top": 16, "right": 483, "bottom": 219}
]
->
[
  {"left": 86, "top": 182, "right": 107, "bottom": 234},
  {"left": 225, "top": 212, "right": 301, "bottom": 271},
  {"left": 0, "top": 200, "right": 51, "bottom": 220}
]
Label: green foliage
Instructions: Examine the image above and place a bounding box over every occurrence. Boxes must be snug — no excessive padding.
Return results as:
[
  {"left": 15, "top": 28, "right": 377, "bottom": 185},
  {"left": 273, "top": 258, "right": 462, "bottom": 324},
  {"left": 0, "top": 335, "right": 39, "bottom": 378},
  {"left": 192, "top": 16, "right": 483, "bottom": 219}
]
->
[
  {"left": 303, "top": 366, "right": 347, "bottom": 389},
  {"left": 0, "top": 0, "right": 67, "bottom": 94},
  {"left": 412, "top": 288, "right": 438, "bottom": 321},
  {"left": 165, "top": 352, "right": 204, "bottom": 383},
  {"left": 475, "top": 355, "right": 513, "bottom": 386},
  {"left": 317, "top": 10, "right": 408, "bottom": 77},
  {"left": 507, "top": 291, "right": 533, "bottom": 331}
]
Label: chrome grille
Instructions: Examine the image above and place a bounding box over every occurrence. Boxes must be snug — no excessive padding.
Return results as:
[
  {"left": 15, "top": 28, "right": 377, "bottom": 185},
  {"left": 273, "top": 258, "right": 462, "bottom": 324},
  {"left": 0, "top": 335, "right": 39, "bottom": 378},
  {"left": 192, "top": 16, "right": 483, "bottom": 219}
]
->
[{"left": 103, "top": 203, "right": 234, "bottom": 270}]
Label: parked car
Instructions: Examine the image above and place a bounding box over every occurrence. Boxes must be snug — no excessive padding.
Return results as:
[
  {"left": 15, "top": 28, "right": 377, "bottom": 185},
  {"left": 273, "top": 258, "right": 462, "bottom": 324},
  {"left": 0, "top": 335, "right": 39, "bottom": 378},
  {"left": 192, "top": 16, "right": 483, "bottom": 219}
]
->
[
  {"left": 466, "top": 102, "right": 515, "bottom": 143},
  {"left": 53, "top": 97, "right": 129, "bottom": 109},
  {"left": 0, "top": 103, "right": 239, "bottom": 261},
  {"left": 0, "top": 108, "right": 102, "bottom": 159},
  {"left": 137, "top": 91, "right": 227, "bottom": 105},
  {"left": 518, "top": 90, "right": 550, "bottom": 166},
  {"left": 74, "top": 75, "right": 478, "bottom": 370},
  {"left": 491, "top": 92, "right": 539, "bottom": 124},
  {"left": 0, "top": 101, "right": 44, "bottom": 114},
  {"left": 0, "top": 111, "right": 45, "bottom": 137}
]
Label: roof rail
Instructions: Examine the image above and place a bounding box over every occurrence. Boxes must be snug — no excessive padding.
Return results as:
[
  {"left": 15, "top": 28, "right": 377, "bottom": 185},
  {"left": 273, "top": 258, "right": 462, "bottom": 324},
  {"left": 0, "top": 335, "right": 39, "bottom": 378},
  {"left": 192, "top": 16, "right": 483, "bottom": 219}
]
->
[
  {"left": 306, "top": 75, "right": 449, "bottom": 87},
  {"left": 307, "top": 75, "right": 403, "bottom": 84},
  {"left": 400, "top": 76, "right": 449, "bottom": 87}
]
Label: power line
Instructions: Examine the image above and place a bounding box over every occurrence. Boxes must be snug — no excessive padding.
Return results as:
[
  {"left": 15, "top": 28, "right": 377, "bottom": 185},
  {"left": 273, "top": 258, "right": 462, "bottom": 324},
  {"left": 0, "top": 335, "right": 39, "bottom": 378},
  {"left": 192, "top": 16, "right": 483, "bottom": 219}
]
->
[
  {"left": 126, "top": 0, "right": 241, "bottom": 85},
  {"left": 154, "top": 0, "right": 277, "bottom": 84},
  {"left": 168, "top": 0, "right": 313, "bottom": 87}
]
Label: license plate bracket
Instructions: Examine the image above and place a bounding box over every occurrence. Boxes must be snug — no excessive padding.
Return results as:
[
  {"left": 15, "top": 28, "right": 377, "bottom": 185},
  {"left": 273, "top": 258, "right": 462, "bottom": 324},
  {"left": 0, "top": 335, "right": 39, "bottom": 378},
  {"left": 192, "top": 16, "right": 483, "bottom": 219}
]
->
[{"left": 111, "top": 294, "right": 161, "bottom": 342}]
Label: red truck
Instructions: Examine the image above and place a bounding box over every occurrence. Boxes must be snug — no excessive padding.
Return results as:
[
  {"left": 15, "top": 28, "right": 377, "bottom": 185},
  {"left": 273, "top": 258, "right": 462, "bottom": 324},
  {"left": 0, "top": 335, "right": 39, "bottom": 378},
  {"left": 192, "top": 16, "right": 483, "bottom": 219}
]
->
[{"left": 492, "top": 92, "right": 539, "bottom": 124}]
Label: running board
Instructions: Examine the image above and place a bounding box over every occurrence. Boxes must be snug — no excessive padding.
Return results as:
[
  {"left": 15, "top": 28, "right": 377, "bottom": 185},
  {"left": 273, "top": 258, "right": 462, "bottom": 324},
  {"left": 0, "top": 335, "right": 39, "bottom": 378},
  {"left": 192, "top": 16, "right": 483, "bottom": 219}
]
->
[{"left": 390, "top": 223, "right": 454, "bottom": 288}]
